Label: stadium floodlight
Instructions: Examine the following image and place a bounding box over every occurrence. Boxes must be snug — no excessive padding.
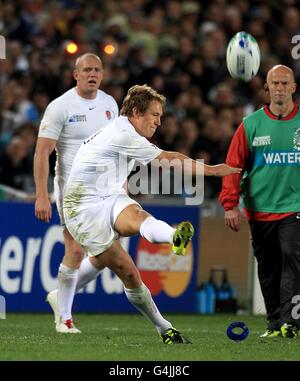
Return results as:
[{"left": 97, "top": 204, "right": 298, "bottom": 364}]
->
[
  {"left": 103, "top": 43, "right": 117, "bottom": 56},
  {"left": 65, "top": 41, "right": 78, "bottom": 55}
]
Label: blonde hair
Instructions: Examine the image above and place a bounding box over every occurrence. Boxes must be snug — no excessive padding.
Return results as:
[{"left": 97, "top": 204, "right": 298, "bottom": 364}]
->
[
  {"left": 75, "top": 53, "right": 102, "bottom": 69},
  {"left": 120, "top": 85, "right": 166, "bottom": 116}
]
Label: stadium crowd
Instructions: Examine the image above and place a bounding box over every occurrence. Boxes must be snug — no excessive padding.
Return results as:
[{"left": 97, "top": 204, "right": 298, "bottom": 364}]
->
[{"left": 1, "top": 0, "right": 300, "bottom": 199}]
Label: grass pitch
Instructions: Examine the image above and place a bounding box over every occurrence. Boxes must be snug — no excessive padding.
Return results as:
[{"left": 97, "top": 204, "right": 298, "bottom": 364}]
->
[{"left": 0, "top": 313, "right": 299, "bottom": 361}]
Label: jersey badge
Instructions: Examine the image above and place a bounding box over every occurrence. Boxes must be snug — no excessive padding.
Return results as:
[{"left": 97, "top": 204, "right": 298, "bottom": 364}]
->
[
  {"left": 68, "top": 114, "right": 87, "bottom": 123},
  {"left": 252, "top": 135, "right": 271, "bottom": 146}
]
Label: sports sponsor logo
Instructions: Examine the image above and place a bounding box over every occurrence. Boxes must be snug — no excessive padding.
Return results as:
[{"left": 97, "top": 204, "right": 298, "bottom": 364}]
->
[
  {"left": 68, "top": 114, "right": 87, "bottom": 123},
  {"left": 254, "top": 150, "right": 300, "bottom": 166},
  {"left": 236, "top": 54, "right": 245, "bottom": 75},
  {"left": 136, "top": 236, "right": 193, "bottom": 297},
  {"left": 252, "top": 135, "right": 271, "bottom": 146}
]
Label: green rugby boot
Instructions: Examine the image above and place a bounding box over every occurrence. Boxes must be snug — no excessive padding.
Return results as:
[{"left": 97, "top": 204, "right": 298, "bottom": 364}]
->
[
  {"left": 172, "top": 221, "right": 194, "bottom": 256},
  {"left": 259, "top": 329, "right": 281, "bottom": 338},
  {"left": 160, "top": 328, "right": 192, "bottom": 344},
  {"left": 280, "top": 323, "right": 298, "bottom": 338}
]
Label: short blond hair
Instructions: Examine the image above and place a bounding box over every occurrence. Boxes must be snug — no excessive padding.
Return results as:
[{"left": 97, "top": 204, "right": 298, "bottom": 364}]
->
[
  {"left": 120, "top": 85, "right": 166, "bottom": 116},
  {"left": 75, "top": 53, "right": 102, "bottom": 69}
]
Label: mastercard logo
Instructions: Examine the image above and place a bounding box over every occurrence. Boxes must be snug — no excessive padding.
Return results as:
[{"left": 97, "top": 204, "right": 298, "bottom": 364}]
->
[{"left": 136, "top": 237, "right": 193, "bottom": 297}]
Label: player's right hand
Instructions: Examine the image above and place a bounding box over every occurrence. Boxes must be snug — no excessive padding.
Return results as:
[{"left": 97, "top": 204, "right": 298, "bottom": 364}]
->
[
  {"left": 213, "top": 164, "right": 242, "bottom": 176},
  {"left": 224, "top": 207, "right": 241, "bottom": 232},
  {"left": 35, "top": 196, "right": 52, "bottom": 222}
]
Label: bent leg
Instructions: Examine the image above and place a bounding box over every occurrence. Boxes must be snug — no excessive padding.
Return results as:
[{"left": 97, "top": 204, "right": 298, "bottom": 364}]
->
[
  {"left": 91, "top": 241, "right": 172, "bottom": 333},
  {"left": 90, "top": 240, "right": 141, "bottom": 288},
  {"left": 114, "top": 204, "right": 175, "bottom": 243},
  {"left": 114, "top": 204, "right": 150, "bottom": 237}
]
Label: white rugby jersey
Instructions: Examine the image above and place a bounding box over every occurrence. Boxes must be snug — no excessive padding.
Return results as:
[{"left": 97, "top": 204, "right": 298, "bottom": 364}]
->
[
  {"left": 38, "top": 88, "right": 118, "bottom": 181},
  {"left": 65, "top": 116, "right": 162, "bottom": 200}
]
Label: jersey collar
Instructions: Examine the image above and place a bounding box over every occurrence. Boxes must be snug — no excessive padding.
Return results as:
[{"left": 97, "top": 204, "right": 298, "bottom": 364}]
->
[{"left": 263, "top": 104, "right": 299, "bottom": 120}]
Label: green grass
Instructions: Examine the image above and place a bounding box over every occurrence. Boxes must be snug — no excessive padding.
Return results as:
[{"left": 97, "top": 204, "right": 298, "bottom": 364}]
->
[{"left": 0, "top": 313, "right": 299, "bottom": 361}]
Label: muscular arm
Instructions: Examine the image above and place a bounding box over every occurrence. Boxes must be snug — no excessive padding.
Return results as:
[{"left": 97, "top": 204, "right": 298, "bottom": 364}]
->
[
  {"left": 156, "top": 151, "right": 241, "bottom": 177},
  {"left": 34, "top": 137, "right": 57, "bottom": 222}
]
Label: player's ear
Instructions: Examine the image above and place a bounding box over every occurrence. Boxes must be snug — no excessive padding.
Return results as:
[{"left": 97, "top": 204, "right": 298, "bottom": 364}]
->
[
  {"left": 264, "top": 83, "right": 269, "bottom": 93},
  {"left": 73, "top": 69, "right": 78, "bottom": 81},
  {"left": 132, "top": 107, "right": 140, "bottom": 117},
  {"left": 292, "top": 82, "right": 297, "bottom": 94}
]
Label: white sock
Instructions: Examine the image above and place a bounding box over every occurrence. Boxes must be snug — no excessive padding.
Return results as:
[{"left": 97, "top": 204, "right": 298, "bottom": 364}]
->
[
  {"left": 58, "top": 263, "right": 78, "bottom": 321},
  {"left": 140, "top": 216, "right": 175, "bottom": 244},
  {"left": 76, "top": 257, "right": 103, "bottom": 292},
  {"left": 124, "top": 283, "right": 172, "bottom": 334}
]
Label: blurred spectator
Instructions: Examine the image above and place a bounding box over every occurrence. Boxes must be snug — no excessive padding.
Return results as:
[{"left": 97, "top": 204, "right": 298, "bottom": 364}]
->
[{"left": 0, "top": 136, "right": 30, "bottom": 190}]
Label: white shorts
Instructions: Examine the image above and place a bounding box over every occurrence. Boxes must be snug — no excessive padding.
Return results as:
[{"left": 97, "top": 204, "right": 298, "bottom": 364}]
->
[
  {"left": 63, "top": 191, "right": 140, "bottom": 256},
  {"left": 53, "top": 176, "right": 66, "bottom": 225}
]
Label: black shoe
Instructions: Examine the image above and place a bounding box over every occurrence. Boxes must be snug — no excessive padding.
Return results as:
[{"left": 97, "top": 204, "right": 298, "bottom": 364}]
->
[{"left": 160, "top": 328, "right": 192, "bottom": 344}]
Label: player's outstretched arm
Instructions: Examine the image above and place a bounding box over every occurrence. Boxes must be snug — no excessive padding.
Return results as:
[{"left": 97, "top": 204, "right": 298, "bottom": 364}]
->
[
  {"left": 205, "top": 163, "right": 242, "bottom": 176},
  {"left": 156, "top": 151, "right": 241, "bottom": 177}
]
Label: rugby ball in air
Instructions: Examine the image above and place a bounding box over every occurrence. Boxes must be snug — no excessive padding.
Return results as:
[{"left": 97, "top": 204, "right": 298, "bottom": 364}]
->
[{"left": 226, "top": 31, "right": 260, "bottom": 82}]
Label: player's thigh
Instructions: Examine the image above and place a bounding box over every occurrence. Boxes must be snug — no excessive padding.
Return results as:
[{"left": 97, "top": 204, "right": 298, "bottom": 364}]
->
[
  {"left": 63, "top": 228, "right": 85, "bottom": 267},
  {"left": 114, "top": 204, "right": 151, "bottom": 236}
]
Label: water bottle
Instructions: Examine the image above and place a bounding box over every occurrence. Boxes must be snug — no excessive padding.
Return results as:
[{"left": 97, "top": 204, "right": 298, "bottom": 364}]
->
[
  {"left": 196, "top": 284, "right": 207, "bottom": 314},
  {"left": 205, "top": 282, "right": 216, "bottom": 314}
]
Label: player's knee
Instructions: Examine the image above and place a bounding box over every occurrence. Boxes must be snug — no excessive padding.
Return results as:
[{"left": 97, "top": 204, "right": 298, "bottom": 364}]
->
[
  {"left": 135, "top": 209, "right": 150, "bottom": 225},
  {"left": 117, "top": 265, "right": 140, "bottom": 287},
  {"left": 124, "top": 210, "right": 150, "bottom": 234},
  {"left": 73, "top": 247, "right": 85, "bottom": 260},
  {"left": 64, "top": 246, "right": 84, "bottom": 266},
  {"left": 124, "top": 274, "right": 140, "bottom": 288}
]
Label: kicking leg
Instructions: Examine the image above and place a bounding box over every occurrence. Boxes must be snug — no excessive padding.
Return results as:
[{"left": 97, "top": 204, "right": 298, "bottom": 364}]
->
[{"left": 114, "top": 204, "right": 194, "bottom": 256}]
